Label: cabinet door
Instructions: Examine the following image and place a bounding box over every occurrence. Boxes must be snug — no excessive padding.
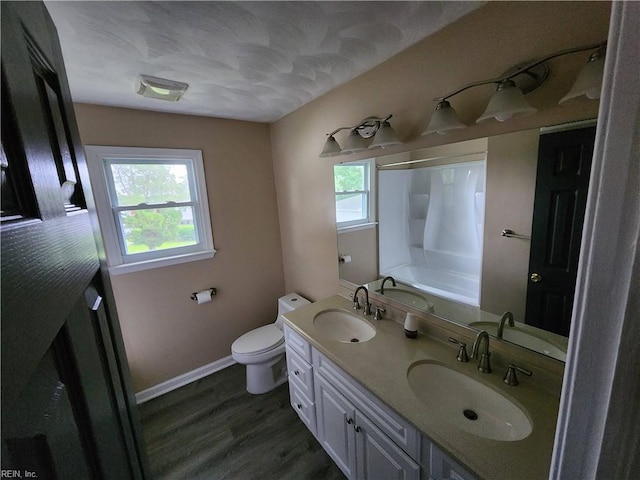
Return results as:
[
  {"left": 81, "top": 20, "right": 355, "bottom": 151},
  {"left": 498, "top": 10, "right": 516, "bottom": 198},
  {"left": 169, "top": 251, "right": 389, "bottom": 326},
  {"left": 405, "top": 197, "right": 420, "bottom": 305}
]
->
[
  {"left": 430, "top": 444, "right": 476, "bottom": 480},
  {"left": 356, "top": 412, "right": 420, "bottom": 480},
  {"left": 315, "top": 374, "right": 357, "bottom": 479}
]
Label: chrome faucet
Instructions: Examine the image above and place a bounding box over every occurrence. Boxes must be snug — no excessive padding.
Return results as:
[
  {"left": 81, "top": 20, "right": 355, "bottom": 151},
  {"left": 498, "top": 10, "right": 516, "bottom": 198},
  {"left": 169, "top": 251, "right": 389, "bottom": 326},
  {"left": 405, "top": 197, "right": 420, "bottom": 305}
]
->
[
  {"left": 353, "top": 286, "right": 372, "bottom": 315},
  {"left": 380, "top": 276, "right": 396, "bottom": 294},
  {"left": 497, "top": 311, "right": 514, "bottom": 339},
  {"left": 471, "top": 330, "right": 491, "bottom": 373}
]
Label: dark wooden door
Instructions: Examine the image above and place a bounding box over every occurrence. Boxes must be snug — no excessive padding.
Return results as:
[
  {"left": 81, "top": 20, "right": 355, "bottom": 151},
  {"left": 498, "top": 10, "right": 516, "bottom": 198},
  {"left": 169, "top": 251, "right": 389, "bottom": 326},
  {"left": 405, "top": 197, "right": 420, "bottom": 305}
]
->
[
  {"left": 1, "top": 2, "right": 148, "bottom": 478},
  {"left": 525, "top": 126, "right": 596, "bottom": 336}
]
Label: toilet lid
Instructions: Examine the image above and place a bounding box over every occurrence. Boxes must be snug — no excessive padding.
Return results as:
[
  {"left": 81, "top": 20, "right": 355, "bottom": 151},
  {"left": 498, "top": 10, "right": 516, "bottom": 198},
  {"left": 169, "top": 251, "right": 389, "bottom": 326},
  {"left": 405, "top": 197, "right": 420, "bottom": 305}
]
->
[{"left": 232, "top": 324, "right": 284, "bottom": 355}]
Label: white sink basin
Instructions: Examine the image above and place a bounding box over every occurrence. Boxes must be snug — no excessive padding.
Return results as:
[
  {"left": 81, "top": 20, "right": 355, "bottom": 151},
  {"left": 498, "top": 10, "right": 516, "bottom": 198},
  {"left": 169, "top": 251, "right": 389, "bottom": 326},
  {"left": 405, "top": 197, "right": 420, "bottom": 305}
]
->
[
  {"left": 469, "top": 321, "right": 567, "bottom": 361},
  {"left": 313, "top": 309, "right": 376, "bottom": 343},
  {"left": 407, "top": 361, "right": 532, "bottom": 441},
  {"left": 375, "top": 287, "right": 434, "bottom": 312}
]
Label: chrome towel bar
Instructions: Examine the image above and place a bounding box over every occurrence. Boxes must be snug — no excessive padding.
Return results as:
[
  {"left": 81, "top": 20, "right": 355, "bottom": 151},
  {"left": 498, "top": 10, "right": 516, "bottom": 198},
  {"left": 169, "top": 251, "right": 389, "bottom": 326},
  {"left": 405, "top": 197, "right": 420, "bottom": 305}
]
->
[{"left": 501, "top": 229, "right": 530, "bottom": 240}]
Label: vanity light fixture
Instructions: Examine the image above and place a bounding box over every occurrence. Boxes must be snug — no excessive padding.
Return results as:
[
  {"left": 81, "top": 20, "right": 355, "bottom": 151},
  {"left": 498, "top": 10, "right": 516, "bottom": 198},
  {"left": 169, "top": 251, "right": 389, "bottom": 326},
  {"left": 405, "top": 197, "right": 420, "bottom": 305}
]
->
[
  {"left": 423, "top": 42, "right": 607, "bottom": 135},
  {"left": 559, "top": 46, "right": 606, "bottom": 103},
  {"left": 319, "top": 115, "right": 402, "bottom": 157},
  {"left": 136, "top": 74, "right": 189, "bottom": 102}
]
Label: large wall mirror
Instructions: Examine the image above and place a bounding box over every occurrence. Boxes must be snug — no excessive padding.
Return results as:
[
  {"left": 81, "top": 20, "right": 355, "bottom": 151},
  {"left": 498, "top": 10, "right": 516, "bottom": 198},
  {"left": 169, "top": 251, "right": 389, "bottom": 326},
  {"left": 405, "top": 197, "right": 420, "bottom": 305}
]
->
[{"left": 336, "top": 121, "right": 597, "bottom": 362}]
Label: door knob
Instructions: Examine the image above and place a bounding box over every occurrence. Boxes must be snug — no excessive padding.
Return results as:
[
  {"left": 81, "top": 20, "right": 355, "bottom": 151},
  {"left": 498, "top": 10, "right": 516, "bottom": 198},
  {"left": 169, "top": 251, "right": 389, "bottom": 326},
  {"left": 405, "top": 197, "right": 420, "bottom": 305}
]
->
[{"left": 530, "top": 273, "right": 542, "bottom": 283}]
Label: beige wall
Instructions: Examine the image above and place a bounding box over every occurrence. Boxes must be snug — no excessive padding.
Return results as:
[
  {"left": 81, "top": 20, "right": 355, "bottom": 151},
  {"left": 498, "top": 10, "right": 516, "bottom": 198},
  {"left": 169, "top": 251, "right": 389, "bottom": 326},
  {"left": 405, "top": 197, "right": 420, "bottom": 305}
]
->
[
  {"left": 74, "top": 104, "right": 285, "bottom": 391},
  {"left": 337, "top": 227, "right": 378, "bottom": 285},
  {"left": 270, "top": 1, "right": 609, "bottom": 302}
]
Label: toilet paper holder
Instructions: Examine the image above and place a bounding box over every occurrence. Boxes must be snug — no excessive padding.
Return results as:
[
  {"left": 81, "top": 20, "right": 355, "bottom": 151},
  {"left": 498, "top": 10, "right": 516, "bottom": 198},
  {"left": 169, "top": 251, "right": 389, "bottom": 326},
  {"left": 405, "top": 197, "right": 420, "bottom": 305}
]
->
[{"left": 190, "top": 288, "right": 217, "bottom": 301}]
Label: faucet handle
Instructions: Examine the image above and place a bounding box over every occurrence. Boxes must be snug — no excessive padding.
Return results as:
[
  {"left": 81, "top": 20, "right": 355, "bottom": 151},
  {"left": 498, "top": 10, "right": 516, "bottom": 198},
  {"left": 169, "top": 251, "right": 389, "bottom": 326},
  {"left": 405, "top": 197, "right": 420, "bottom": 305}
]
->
[
  {"left": 448, "top": 337, "right": 469, "bottom": 362},
  {"left": 503, "top": 364, "right": 533, "bottom": 386},
  {"left": 373, "top": 306, "right": 385, "bottom": 321}
]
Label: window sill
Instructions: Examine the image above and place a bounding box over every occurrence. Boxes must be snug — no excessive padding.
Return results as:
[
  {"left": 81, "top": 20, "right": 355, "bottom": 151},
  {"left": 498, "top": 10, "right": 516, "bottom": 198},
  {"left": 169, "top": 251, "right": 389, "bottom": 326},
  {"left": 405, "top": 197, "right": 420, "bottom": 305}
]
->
[
  {"left": 108, "top": 249, "right": 216, "bottom": 275},
  {"left": 337, "top": 222, "right": 378, "bottom": 234}
]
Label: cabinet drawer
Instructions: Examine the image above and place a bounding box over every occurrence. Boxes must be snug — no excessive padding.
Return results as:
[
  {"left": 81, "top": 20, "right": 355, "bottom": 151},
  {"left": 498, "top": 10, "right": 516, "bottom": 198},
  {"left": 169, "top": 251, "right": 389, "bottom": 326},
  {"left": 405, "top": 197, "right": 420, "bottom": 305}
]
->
[
  {"left": 284, "top": 325, "right": 312, "bottom": 362},
  {"left": 286, "top": 348, "right": 314, "bottom": 400},
  {"left": 313, "top": 349, "right": 420, "bottom": 460},
  {"left": 290, "top": 381, "right": 317, "bottom": 436}
]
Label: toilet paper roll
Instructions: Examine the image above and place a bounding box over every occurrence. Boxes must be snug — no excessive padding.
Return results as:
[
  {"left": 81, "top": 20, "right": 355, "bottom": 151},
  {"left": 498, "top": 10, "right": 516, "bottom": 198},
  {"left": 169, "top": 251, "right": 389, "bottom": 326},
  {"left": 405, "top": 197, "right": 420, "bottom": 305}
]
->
[
  {"left": 195, "top": 290, "right": 212, "bottom": 304},
  {"left": 339, "top": 255, "right": 352, "bottom": 264}
]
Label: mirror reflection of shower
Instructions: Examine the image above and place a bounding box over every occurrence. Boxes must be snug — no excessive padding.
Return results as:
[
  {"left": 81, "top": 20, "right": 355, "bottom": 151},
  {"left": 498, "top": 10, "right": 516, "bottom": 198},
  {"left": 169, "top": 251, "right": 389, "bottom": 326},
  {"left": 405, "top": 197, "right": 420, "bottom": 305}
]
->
[{"left": 378, "top": 158, "right": 486, "bottom": 306}]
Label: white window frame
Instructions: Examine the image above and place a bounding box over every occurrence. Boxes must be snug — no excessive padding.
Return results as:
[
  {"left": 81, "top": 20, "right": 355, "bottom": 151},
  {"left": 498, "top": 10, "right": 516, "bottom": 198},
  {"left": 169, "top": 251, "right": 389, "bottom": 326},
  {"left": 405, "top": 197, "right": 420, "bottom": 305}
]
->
[
  {"left": 84, "top": 146, "right": 215, "bottom": 275},
  {"left": 334, "top": 158, "right": 376, "bottom": 231}
]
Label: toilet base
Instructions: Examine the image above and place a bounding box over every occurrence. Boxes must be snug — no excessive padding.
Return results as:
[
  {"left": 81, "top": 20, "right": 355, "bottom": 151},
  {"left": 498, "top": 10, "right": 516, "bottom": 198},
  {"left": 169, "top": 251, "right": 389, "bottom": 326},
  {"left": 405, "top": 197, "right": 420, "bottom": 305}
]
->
[{"left": 244, "top": 354, "right": 287, "bottom": 394}]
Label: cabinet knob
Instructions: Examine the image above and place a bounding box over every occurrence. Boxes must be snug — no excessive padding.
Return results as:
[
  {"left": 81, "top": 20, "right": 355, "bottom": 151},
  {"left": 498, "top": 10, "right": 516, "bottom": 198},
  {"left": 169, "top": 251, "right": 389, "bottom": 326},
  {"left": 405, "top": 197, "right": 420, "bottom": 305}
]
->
[
  {"left": 354, "top": 425, "right": 361, "bottom": 433},
  {"left": 296, "top": 403, "right": 302, "bottom": 410},
  {"left": 294, "top": 370, "right": 300, "bottom": 376},
  {"left": 346, "top": 417, "right": 353, "bottom": 425}
]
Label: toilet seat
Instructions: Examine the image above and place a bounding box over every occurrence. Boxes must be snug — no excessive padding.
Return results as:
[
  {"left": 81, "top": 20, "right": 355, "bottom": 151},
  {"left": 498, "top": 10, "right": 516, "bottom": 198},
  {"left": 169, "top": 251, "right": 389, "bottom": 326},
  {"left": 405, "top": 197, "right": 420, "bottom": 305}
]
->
[{"left": 232, "top": 324, "right": 283, "bottom": 356}]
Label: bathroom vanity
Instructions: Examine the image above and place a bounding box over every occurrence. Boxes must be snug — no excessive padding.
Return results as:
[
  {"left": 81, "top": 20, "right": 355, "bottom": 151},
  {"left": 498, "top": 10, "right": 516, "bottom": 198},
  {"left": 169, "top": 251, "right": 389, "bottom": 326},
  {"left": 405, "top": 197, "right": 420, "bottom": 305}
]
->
[{"left": 282, "top": 295, "right": 562, "bottom": 480}]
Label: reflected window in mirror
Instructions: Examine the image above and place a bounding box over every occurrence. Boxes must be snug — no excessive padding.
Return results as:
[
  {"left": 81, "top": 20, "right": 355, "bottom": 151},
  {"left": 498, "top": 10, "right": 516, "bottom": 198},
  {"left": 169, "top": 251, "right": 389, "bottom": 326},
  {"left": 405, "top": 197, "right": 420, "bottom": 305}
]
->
[{"left": 334, "top": 159, "right": 376, "bottom": 230}]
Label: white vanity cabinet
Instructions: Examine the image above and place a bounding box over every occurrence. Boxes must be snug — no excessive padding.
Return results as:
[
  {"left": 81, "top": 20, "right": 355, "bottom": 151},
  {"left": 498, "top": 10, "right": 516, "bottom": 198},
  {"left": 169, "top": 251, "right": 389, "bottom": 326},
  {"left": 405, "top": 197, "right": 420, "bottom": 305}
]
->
[
  {"left": 313, "top": 349, "right": 420, "bottom": 480},
  {"left": 284, "top": 325, "right": 474, "bottom": 480},
  {"left": 429, "top": 444, "right": 475, "bottom": 480},
  {"left": 314, "top": 373, "right": 420, "bottom": 480},
  {"left": 421, "top": 438, "right": 476, "bottom": 480}
]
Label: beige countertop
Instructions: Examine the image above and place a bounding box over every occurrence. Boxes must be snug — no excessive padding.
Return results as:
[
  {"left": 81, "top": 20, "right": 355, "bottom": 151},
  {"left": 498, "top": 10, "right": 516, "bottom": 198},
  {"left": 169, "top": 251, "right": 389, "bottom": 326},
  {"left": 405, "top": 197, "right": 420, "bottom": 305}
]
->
[{"left": 282, "top": 295, "right": 561, "bottom": 480}]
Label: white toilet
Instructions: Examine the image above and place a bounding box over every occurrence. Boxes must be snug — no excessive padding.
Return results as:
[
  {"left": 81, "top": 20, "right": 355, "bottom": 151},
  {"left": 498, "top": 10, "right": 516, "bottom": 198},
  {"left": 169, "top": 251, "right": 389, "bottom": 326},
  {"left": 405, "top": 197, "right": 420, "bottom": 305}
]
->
[{"left": 231, "top": 293, "right": 310, "bottom": 394}]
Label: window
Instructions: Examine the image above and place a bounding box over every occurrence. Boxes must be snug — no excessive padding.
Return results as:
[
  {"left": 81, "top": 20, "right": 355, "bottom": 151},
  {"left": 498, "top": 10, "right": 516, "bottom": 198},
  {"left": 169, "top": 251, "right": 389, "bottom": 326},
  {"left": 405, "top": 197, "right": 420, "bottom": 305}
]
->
[
  {"left": 85, "top": 146, "right": 215, "bottom": 274},
  {"left": 334, "top": 159, "right": 375, "bottom": 229}
]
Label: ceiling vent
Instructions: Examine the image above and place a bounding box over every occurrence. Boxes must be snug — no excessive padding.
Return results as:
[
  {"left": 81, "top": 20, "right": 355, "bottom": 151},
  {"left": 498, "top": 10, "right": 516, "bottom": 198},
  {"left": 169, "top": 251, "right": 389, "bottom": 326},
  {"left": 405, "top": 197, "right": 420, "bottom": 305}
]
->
[{"left": 136, "top": 74, "right": 188, "bottom": 102}]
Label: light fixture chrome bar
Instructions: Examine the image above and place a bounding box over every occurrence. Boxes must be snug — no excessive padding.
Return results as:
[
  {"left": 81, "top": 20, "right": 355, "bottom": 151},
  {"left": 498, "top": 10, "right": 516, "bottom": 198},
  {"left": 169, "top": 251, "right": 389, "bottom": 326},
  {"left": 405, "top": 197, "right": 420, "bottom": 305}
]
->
[
  {"left": 434, "top": 42, "right": 606, "bottom": 101},
  {"left": 326, "top": 114, "right": 393, "bottom": 137},
  {"left": 327, "top": 125, "right": 357, "bottom": 136},
  {"left": 320, "top": 114, "right": 401, "bottom": 157}
]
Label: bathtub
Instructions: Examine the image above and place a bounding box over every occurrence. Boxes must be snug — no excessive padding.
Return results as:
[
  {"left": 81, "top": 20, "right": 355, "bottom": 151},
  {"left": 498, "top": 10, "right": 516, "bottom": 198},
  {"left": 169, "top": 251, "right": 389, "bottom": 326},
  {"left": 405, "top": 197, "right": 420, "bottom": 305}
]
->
[{"left": 383, "top": 264, "right": 480, "bottom": 306}]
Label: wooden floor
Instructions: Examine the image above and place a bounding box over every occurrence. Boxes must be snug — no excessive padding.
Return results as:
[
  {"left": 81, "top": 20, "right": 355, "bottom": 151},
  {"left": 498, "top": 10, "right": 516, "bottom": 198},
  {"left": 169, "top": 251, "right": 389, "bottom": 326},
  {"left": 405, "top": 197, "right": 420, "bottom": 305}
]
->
[{"left": 139, "top": 363, "right": 346, "bottom": 480}]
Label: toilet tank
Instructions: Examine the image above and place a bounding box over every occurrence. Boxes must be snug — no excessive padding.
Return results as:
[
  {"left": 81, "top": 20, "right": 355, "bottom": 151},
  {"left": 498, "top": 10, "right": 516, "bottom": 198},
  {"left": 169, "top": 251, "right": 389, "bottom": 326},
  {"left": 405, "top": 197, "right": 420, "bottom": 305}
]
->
[{"left": 275, "top": 293, "right": 310, "bottom": 328}]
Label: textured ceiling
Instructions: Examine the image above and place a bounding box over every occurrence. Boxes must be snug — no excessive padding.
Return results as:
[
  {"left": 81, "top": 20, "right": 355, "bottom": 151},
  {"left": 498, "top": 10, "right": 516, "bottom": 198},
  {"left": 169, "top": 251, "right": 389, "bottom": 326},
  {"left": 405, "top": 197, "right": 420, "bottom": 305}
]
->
[{"left": 45, "top": 1, "right": 481, "bottom": 123}]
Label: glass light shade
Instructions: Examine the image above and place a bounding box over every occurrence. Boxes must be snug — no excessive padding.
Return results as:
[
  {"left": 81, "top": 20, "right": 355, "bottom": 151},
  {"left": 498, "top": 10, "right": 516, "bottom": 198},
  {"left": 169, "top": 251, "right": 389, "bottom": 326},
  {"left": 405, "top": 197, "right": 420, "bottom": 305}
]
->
[
  {"left": 341, "top": 129, "right": 367, "bottom": 154},
  {"left": 422, "top": 100, "right": 467, "bottom": 135},
  {"left": 369, "top": 121, "right": 402, "bottom": 148},
  {"left": 559, "top": 52, "right": 605, "bottom": 104},
  {"left": 476, "top": 80, "right": 537, "bottom": 123},
  {"left": 319, "top": 135, "right": 342, "bottom": 157}
]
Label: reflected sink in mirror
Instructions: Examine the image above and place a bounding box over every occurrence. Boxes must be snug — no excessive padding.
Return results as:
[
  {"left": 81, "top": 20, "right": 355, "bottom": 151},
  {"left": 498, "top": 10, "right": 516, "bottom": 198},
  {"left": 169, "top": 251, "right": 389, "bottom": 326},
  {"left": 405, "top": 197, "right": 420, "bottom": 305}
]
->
[
  {"left": 375, "top": 287, "right": 435, "bottom": 312},
  {"left": 313, "top": 309, "right": 376, "bottom": 343},
  {"left": 469, "top": 321, "right": 567, "bottom": 361},
  {"left": 407, "top": 361, "right": 532, "bottom": 441}
]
